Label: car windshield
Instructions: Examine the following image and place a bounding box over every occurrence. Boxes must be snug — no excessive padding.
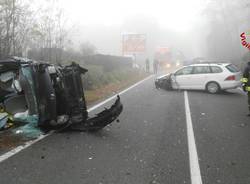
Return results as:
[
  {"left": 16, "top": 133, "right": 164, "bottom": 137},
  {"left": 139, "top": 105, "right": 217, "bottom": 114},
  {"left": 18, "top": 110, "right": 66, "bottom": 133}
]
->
[
  {"left": 0, "top": 1, "right": 249, "bottom": 184},
  {"left": 175, "top": 66, "right": 193, "bottom": 75}
]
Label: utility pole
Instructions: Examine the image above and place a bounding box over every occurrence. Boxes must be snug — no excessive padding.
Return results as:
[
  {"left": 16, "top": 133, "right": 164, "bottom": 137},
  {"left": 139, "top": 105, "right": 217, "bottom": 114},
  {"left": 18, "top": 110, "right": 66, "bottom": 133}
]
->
[{"left": 12, "top": 0, "right": 16, "bottom": 56}]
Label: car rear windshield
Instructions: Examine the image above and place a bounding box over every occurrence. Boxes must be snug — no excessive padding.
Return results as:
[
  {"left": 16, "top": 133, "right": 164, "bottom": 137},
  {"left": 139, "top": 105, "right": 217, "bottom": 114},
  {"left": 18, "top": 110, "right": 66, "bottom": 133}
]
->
[{"left": 226, "top": 64, "right": 239, "bottom": 73}]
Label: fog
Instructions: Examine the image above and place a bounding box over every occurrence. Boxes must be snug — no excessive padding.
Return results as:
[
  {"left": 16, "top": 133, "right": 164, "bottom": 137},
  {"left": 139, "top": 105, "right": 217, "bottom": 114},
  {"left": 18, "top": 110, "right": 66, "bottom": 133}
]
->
[{"left": 0, "top": 0, "right": 250, "bottom": 65}]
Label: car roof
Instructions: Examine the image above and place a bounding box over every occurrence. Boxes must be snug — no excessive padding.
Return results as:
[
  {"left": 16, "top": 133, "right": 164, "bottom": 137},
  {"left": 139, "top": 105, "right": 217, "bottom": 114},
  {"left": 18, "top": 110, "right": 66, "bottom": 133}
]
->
[{"left": 188, "top": 63, "right": 231, "bottom": 67}]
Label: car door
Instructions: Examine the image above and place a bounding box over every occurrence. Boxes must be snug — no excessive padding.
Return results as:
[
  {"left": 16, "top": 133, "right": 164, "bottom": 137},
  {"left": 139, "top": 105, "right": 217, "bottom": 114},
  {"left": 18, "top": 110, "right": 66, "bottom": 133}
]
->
[
  {"left": 191, "top": 66, "right": 211, "bottom": 89},
  {"left": 172, "top": 66, "right": 194, "bottom": 89}
]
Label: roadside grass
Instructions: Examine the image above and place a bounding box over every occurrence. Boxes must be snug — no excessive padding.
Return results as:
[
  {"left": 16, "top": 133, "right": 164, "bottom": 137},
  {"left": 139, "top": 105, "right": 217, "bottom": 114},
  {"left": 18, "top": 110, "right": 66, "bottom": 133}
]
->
[{"left": 85, "top": 70, "right": 149, "bottom": 105}]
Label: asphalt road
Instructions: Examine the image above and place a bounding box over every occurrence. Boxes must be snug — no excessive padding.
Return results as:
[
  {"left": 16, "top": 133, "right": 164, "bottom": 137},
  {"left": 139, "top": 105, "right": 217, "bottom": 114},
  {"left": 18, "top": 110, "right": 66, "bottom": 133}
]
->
[{"left": 0, "top": 76, "right": 250, "bottom": 184}]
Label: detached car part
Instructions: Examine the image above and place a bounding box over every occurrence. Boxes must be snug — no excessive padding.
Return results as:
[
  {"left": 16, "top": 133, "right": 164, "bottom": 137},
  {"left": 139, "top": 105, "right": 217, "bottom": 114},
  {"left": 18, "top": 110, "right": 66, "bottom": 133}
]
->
[{"left": 0, "top": 58, "right": 123, "bottom": 131}]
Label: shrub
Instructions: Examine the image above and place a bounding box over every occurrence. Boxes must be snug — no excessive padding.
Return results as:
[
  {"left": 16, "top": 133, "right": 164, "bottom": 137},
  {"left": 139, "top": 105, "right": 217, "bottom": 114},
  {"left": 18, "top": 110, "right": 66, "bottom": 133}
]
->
[{"left": 82, "top": 65, "right": 142, "bottom": 90}]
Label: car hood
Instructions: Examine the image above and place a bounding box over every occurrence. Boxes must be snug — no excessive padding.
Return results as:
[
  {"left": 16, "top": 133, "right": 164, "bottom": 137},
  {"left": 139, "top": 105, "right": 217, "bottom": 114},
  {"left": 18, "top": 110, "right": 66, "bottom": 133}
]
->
[{"left": 156, "top": 73, "right": 172, "bottom": 80}]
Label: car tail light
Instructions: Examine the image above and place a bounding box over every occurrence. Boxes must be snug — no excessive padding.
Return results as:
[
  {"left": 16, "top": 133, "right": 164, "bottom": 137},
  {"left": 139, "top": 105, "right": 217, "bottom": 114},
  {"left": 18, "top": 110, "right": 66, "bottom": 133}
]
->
[{"left": 225, "top": 75, "right": 235, "bottom": 81}]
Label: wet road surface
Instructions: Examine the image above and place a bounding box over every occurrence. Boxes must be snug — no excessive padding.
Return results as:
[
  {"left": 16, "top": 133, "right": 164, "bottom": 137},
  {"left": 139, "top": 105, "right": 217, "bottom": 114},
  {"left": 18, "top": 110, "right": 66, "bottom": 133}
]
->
[{"left": 0, "top": 76, "right": 250, "bottom": 184}]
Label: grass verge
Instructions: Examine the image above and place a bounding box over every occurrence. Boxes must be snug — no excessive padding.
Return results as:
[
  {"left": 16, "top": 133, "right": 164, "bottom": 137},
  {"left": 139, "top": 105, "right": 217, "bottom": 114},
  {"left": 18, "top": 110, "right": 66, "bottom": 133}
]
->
[{"left": 85, "top": 71, "right": 149, "bottom": 105}]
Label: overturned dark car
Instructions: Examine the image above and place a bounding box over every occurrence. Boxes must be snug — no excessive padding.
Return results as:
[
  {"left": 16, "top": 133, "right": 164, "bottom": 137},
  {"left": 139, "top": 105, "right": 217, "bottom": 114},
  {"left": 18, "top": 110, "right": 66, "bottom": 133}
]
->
[{"left": 0, "top": 57, "right": 123, "bottom": 133}]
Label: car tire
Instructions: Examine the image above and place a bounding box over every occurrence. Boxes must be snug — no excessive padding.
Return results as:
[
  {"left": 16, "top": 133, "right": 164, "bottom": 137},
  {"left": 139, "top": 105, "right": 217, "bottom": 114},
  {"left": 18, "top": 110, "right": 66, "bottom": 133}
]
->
[{"left": 206, "top": 82, "right": 220, "bottom": 94}]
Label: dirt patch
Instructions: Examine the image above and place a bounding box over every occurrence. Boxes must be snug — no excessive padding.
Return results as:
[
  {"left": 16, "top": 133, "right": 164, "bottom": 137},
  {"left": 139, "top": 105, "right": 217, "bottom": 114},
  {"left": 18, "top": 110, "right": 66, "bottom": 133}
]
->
[{"left": 0, "top": 131, "right": 25, "bottom": 153}]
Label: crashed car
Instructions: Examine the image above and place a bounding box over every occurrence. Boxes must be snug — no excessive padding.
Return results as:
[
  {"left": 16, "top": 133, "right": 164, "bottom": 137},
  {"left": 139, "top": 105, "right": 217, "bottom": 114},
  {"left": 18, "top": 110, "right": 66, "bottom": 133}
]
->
[
  {"left": 155, "top": 73, "right": 173, "bottom": 90},
  {"left": 0, "top": 57, "right": 123, "bottom": 132},
  {"left": 155, "top": 63, "right": 242, "bottom": 93}
]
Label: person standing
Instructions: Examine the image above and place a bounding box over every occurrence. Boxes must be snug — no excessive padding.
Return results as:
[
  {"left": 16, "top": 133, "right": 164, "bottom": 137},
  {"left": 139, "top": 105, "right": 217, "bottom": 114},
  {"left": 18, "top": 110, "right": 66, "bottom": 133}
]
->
[
  {"left": 145, "top": 58, "right": 150, "bottom": 73},
  {"left": 153, "top": 58, "right": 159, "bottom": 74},
  {"left": 241, "top": 61, "right": 250, "bottom": 116}
]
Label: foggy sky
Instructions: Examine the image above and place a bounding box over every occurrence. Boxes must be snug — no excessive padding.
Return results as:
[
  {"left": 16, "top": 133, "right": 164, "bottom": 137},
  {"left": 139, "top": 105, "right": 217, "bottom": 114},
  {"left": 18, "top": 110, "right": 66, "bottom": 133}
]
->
[{"left": 34, "top": 0, "right": 250, "bottom": 62}]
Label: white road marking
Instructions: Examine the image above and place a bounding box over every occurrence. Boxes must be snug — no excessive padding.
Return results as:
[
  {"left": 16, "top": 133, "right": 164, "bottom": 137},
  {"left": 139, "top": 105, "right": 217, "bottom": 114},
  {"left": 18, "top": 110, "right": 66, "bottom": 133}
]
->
[
  {"left": 0, "top": 75, "right": 153, "bottom": 163},
  {"left": 184, "top": 91, "right": 203, "bottom": 184},
  {"left": 0, "top": 132, "right": 53, "bottom": 163}
]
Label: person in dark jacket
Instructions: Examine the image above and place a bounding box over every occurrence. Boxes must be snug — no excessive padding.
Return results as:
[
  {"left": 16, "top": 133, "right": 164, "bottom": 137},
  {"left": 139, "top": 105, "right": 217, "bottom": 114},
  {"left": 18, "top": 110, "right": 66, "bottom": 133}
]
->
[
  {"left": 145, "top": 58, "right": 150, "bottom": 73},
  {"left": 153, "top": 58, "right": 159, "bottom": 74},
  {"left": 241, "top": 62, "right": 250, "bottom": 116}
]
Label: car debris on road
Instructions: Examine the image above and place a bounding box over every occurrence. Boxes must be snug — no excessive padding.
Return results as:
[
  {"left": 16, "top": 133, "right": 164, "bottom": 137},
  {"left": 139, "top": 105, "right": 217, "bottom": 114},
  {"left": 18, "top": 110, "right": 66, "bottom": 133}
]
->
[{"left": 0, "top": 57, "right": 123, "bottom": 137}]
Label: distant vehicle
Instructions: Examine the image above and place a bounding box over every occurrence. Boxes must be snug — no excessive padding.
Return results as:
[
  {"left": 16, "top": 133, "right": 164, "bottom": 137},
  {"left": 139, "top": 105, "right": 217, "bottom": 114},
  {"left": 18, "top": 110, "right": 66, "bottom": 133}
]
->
[
  {"left": 155, "top": 63, "right": 242, "bottom": 93},
  {"left": 154, "top": 47, "right": 174, "bottom": 69}
]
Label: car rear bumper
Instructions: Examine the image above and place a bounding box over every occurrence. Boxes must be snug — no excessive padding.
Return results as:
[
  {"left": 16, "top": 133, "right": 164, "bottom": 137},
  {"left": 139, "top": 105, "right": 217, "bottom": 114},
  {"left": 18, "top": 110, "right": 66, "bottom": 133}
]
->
[
  {"left": 70, "top": 96, "right": 123, "bottom": 131},
  {"left": 220, "top": 81, "right": 242, "bottom": 90}
]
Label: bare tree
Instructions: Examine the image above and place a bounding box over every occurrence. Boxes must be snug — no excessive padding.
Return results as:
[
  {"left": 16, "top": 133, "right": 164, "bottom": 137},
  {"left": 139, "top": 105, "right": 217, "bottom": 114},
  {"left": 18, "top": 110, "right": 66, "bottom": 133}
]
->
[
  {"left": 27, "top": 1, "right": 69, "bottom": 63},
  {"left": 202, "top": 0, "right": 250, "bottom": 62},
  {"left": 0, "top": 0, "right": 33, "bottom": 58}
]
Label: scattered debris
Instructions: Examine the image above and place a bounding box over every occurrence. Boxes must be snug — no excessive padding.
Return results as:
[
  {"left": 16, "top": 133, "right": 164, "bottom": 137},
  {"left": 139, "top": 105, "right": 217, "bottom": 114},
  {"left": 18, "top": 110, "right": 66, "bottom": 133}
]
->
[
  {"left": 230, "top": 161, "right": 236, "bottom": 166},
  {"left": 13, "top": 123, "right": 43, "bottom": 138},
  {"left": 126, "top": 172, "right": 131, "bottom": 176},
  {"left": 15, "top": 130, "right": 23, "bottom": 134},
  {"left": 0, "top": 112, "right": 8, "bottom": 129},
  {"left": 239, "top": 123, "right": 247, "bottom": 127}
]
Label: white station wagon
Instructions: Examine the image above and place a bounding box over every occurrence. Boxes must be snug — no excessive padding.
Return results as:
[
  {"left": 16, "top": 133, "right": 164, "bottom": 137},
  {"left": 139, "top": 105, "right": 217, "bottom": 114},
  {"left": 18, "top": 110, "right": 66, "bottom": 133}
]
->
[{"left": 155, "top": 63, "right": 242, "bottom": 93}]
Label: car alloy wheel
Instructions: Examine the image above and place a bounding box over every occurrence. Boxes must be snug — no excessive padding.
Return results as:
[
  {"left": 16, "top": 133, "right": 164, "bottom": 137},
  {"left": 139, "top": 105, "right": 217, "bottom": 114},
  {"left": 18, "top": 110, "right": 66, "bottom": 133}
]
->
[{"left": 207, "top": 82, "right": 220, "bottom": 94}]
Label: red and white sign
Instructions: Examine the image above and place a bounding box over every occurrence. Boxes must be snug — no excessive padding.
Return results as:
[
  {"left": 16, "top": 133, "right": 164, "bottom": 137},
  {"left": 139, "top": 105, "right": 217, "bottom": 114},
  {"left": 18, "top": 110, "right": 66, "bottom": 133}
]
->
[
  {"left": 122, "top": 34, "right": 146, "bottom": 54},
  {"left": 240, "top": 31, "right": 250, "bottom": 50},
  {"left": 155, "top": 47, "right": 169, "bottom": 55}
]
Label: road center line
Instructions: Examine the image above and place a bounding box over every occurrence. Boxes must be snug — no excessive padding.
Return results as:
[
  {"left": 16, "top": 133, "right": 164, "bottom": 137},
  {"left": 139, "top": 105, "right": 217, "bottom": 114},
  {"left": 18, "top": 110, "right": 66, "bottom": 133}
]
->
[
  {"left": 0, "top": 75, "right": 153, "bottom": 164},
  {"left": 184, "top": 91, "right": 203, "bottom": 184}
]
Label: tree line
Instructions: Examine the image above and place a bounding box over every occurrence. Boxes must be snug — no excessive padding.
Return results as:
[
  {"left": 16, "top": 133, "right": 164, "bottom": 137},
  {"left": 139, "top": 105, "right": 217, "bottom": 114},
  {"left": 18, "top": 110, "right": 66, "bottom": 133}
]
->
[
  {"left": 203, "top": 0, "right": 250, "bottom": 63},
  {"left": 0, "top": 0, "right": 97, "bottom": 63}
]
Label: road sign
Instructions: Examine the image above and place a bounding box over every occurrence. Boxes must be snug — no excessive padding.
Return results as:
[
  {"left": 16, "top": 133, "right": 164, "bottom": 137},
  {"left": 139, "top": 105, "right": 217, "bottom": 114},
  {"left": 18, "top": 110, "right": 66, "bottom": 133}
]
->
[
  {"left": 155, "top": 47, "right": 169, "bottom": 54},
  {"left": 122, "top": 34, "right": 146, "bottom": 54}
]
